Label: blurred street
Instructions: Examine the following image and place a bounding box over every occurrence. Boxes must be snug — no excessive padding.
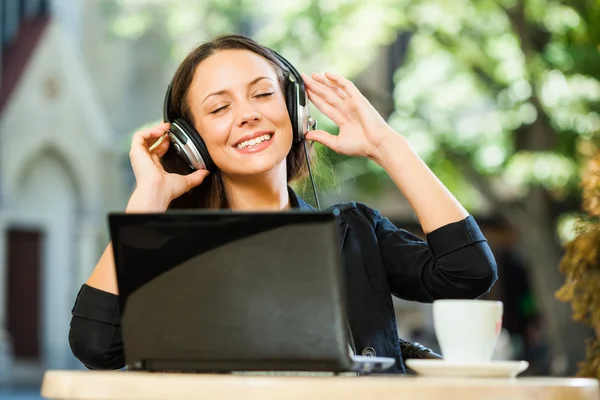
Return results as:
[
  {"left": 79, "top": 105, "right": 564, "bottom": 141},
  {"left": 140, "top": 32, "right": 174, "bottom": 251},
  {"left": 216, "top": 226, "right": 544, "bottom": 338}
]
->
[{"left": 0, "top": 388, "right": 43, "bottom": 400}]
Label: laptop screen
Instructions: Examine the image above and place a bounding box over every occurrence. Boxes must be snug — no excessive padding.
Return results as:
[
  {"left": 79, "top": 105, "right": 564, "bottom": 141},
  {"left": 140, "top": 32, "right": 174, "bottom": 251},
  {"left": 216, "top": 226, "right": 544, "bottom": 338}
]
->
[{"left": 108, "top": 209, "right": 353, "bottom": 372}]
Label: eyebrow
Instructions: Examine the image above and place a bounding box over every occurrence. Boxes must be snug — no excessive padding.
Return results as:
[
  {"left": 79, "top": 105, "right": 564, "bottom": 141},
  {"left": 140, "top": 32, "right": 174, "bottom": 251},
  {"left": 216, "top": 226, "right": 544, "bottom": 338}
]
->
[{"left": 201, "top": 76, "right": 274, "bottom": 105}]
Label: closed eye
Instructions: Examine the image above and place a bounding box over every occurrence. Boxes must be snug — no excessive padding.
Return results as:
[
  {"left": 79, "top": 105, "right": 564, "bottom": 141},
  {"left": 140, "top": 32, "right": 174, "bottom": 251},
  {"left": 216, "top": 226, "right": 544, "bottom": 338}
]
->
[
  {"left": 210, "top": 93, "right": 273, "bottom": 115},
  {"left": 210, "top": 105, "right": 228, "bottom": 115}
]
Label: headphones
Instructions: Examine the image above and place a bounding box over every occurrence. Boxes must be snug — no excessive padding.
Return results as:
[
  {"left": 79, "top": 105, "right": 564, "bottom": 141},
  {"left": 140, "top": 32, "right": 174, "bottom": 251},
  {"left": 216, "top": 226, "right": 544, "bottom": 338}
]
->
[{"left": 163, "top": 49, "right": 316, "bottom": 172}]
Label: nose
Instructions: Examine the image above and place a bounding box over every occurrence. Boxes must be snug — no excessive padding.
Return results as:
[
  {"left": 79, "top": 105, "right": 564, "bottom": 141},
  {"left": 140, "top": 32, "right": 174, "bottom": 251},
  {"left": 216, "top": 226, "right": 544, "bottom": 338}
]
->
[{"left": 236, "top": 102, "right": 262, "bottom": 127}]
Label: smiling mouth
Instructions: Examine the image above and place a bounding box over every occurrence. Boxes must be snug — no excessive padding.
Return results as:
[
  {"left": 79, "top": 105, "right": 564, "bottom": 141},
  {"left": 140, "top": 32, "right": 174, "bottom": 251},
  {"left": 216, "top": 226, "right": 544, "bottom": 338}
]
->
[{"left": 234, "top": 133, "right": 274, "bottom": 150}]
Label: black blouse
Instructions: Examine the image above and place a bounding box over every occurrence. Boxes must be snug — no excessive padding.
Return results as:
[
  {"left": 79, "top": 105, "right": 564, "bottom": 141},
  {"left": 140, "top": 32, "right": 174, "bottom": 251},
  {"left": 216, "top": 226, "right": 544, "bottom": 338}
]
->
[{"left": 69, "top": 191, "right": 498, "bottom": 374}]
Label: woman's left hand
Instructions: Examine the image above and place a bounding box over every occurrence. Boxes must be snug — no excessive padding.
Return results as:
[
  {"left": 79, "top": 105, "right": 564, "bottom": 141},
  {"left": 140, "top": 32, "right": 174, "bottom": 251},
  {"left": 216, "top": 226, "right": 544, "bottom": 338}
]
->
[{"left": 302, "top": 72, "right": 396, "bottom": 160}]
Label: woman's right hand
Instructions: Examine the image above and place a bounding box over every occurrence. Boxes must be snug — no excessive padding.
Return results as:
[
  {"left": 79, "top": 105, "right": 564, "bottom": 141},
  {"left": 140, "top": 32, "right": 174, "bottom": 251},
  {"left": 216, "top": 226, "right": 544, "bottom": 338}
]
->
[{"left": 127, "top": 122, "right": 209, "bottom": 212}]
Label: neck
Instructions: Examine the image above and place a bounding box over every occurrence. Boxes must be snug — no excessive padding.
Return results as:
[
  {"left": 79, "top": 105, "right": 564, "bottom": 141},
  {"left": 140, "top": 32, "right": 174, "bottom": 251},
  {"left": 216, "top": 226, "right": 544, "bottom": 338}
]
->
[{"left": 222, "top": 164, "right": 291, "bottom": 211}]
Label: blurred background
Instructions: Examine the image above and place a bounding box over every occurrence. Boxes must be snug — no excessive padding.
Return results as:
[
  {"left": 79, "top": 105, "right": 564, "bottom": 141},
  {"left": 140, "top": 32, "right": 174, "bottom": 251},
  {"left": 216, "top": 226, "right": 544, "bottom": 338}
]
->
[{"left": 1, "top": 0, "right": 599, "bottom": 397}]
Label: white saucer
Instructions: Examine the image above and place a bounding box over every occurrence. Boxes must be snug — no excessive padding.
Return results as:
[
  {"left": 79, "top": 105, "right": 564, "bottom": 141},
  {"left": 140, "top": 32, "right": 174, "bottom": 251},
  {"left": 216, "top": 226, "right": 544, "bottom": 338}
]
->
[{"left": 405, "top": 359, "right": 529, "bottom": 378}]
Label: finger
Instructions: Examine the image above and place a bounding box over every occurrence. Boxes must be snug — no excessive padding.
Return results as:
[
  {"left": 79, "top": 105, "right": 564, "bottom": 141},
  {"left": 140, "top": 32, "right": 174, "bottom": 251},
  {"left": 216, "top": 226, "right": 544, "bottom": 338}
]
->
[
  {"left": 132, "top": 129, "right": 165, "bottom": 150},
  {"left": 310, "top": 73, "right": 349, "bottom": 100},
  {"left": 324, "top": 72, "right": 361, "bottom": 99},
  {"left": 150, "top": 134, "right": 171, "bottom": 163},
  {"left": 305, "top": 129, "right": 339, "bottom": 151},
  {"left": 306, "top": 89, "right": 347, "bottom": 126},
  {"left": 144, "top": 125, "right": 171, "bottom": 149},
  {"left": 130, "top": 140, "right": 159, "bottom": 176},
  {"left": 302, "top": 74, "right": 346, "bottom": 110},
  {"left": 324, "top": 72, "right": 379, "bottom": 123},
  {"left": 140, "top": 122, "right": 170, "bottom": 140},
  {"left": 132, "top": 123, "right": 171, "bottom": 148},
  {"left": 130, "top": 125, "right": 170, "bottom": 169},
  {"left": 184, "top": 169, "right": 210, "bottom": 191},
  {"left": 150, "top": 133, "right": 170, "bottom": 155}
]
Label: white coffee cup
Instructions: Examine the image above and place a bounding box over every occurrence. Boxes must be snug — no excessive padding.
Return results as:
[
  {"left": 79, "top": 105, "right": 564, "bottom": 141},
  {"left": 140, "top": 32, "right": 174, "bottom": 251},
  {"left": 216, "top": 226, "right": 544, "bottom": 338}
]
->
[{"left": 433, "top": 299, "right": 503, "bottom": 363}]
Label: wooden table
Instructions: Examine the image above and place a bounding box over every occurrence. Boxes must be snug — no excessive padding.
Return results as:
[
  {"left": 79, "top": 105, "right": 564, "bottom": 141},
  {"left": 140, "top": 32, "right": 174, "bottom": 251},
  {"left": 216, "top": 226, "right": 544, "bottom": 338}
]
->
[{"left": 41, "top": 370, "right": 600, "bottom": 400}]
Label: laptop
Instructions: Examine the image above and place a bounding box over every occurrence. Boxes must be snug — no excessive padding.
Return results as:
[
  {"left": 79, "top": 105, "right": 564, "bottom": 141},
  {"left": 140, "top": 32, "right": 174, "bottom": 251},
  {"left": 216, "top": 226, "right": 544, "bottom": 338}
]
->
[{"left": 109, "top": 209, "right": 395, "bottom": 374}]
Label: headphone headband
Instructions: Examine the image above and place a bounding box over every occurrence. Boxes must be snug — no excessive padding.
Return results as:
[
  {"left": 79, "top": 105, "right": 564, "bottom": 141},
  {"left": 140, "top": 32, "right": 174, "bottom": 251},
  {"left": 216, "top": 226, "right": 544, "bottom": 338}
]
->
[
  {"left": 163, "top": 82, "right": 174, "bottom": 123},
  {"left": 269, "top": 49, "right": 307, "bottom": 107}
]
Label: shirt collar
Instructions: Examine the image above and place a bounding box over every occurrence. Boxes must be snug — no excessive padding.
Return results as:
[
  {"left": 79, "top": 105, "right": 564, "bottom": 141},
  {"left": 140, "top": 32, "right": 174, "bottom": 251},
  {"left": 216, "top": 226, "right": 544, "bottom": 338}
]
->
[
  {"left": 288, "top": 186, "right": 349, "bottom": 251},
  {"left": 288, "top": 186, "right": 316, "bottom": 211}
]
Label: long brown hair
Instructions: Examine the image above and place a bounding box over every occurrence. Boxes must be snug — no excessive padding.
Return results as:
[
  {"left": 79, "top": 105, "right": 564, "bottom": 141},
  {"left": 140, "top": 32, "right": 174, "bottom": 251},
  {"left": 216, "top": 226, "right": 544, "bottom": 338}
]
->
[{"left": 161, "top": 34, "right": 315, "bottom": 210}]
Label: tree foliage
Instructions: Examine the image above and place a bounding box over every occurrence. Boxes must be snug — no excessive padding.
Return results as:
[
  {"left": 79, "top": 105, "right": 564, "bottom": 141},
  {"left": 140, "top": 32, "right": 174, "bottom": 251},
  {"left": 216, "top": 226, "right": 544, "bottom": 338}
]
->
[{"left": 556, "top": 152, "right": 600, "bottom": 378}]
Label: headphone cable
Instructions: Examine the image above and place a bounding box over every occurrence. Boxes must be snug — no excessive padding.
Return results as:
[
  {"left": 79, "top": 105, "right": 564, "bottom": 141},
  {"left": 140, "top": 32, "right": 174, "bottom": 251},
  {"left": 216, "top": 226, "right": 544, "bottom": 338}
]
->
[
  {"left": 303, "top": 140, "right": 321, "bottom": 210},
  {"left": 303, "top": 136, "right": 358, "bottom": 355}
]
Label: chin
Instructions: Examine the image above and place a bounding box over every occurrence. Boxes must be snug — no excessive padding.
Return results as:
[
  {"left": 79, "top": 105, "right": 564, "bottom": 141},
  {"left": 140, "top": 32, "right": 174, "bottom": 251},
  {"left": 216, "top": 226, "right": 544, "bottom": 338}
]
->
[
  {"left": 243, "top": 159, "right": 286, "bottom": 177},
  {"left": 222, "top": 155, "right": 287, "bottom": 178}
]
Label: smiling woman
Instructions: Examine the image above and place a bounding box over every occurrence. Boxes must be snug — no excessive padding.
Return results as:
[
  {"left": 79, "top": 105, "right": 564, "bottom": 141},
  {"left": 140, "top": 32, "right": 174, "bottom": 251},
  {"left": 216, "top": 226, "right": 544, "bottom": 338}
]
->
[{"left": 70, "top": 33, "right": 498, "bottom": 375}]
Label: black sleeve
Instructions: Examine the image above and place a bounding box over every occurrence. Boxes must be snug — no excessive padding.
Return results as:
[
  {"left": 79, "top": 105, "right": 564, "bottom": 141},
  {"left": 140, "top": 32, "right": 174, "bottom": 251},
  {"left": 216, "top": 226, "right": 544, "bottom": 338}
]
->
[
  {"left": 368, "top": 206, "right": 498, "bottom": 302},
  {"left": 69, "top": 284, "right": 125, "bottom": 370}
]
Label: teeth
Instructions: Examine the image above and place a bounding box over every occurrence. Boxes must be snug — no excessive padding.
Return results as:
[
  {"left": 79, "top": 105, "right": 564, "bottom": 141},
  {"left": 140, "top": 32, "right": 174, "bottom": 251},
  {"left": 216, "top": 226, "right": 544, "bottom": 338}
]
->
[{"left": 236, "top": 134, "right": 272, "bottom": 149}]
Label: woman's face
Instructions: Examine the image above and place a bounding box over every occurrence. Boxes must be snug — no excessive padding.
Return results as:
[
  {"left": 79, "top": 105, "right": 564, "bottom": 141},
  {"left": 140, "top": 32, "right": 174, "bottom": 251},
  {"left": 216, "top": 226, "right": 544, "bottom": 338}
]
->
[{"left": 187, "top": 49, "right": 293, "bottom": 177}]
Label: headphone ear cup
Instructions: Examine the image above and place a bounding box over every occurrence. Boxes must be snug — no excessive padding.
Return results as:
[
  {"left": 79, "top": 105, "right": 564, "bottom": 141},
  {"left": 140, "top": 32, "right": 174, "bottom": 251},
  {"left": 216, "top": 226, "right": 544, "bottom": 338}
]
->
[
  {"left": 171, "top": 118, "right": 215, "bottom": 172},
  {"left": 285, "top": 80, "right": 300, "bottom": 143}
]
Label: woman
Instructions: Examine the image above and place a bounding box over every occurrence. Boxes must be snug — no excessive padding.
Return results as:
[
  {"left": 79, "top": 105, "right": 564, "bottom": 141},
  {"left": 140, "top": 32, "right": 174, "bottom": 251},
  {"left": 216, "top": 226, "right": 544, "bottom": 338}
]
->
[{"left": 69, "top": 34, "right": 497, "bottom": 374}]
